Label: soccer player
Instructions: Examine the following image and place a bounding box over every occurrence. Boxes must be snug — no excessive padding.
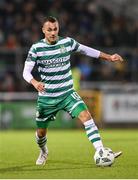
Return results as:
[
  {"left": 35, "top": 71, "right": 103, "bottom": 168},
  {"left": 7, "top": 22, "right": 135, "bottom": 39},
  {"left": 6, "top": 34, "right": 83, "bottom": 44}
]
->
[{"left": 23, "top": 16, "right": 123, "bottom": 165}]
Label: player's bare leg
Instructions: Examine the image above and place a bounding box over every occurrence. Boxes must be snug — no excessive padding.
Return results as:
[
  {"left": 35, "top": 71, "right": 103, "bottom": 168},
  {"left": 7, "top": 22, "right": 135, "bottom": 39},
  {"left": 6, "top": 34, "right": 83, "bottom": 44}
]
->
[{"left": 35, "top": 128, "right": 48, "bottom": 165}]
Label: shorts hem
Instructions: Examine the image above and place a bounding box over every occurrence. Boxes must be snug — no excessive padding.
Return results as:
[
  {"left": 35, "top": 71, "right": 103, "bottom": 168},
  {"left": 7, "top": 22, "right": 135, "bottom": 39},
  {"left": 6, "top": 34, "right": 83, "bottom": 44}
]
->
[
  {"left": 71, "top": 103, "right": 88, "bottom": 118},
  {"left": 36, "top": 120, "right": 51, "bottom": 128}
]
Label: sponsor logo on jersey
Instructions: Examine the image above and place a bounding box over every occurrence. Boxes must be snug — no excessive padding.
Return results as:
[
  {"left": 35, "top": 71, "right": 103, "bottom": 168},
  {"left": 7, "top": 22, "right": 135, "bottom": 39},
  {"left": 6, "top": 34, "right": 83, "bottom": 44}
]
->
[{"left": 37, "top": 56, "right": 70, "bottom": 68}]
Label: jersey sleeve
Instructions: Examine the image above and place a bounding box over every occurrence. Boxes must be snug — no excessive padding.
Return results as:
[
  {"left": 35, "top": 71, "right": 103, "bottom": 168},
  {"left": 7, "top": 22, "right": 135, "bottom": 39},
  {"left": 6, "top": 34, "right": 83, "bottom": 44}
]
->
[
  {"left": 23, "top": 61, "right": 35, "bottom": 83},
  {"left": 78, "top": 44, "right": 100, "bottom": 58},
  {"left": 26, "top": 44, "right": 37, "bottom": 62},
  {"left": 69, "top": 38, "right": 80, "bottom": 52},
  {"left": 23, "top": 44, "right": 37, "bottom": 83}
]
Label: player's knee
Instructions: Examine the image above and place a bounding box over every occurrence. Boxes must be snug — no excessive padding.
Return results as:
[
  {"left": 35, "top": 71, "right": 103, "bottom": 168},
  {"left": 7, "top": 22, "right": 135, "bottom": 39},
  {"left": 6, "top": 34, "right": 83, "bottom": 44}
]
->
[
  {"left": 37, "top": 128, "right": 47, "bottom": 138},
  {"left": 78, "top": 110, "right": 92, "bottom": 123}
]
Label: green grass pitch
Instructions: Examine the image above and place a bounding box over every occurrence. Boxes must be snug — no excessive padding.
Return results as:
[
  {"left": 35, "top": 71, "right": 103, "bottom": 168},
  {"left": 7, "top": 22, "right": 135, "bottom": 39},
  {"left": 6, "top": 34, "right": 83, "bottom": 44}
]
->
[{"left": 0, "top": 129, "right": 138, "bottom": 179}]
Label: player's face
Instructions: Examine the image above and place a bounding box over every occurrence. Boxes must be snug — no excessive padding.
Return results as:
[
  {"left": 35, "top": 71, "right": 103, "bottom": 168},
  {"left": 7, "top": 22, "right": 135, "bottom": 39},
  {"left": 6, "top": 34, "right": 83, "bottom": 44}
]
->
[{"left": 42, "top": 21, "right": 59, "bottom": 44}]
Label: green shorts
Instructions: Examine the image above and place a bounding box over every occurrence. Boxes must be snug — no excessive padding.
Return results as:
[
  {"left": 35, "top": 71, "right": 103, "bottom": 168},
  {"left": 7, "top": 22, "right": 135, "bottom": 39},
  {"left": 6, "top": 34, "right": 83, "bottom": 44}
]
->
[{"left": 35, "top": 90, "right": 88, "bottom": 128}]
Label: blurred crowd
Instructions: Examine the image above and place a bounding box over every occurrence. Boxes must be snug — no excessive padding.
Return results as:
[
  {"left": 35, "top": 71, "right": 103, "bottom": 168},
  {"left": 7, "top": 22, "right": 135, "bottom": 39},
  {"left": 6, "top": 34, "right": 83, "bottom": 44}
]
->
[
  {"left": 0, "top": 0, "right": 138, "bottom": 48},
  {"left": 0, "top": 0, "right": 138, "bottom": 92}
]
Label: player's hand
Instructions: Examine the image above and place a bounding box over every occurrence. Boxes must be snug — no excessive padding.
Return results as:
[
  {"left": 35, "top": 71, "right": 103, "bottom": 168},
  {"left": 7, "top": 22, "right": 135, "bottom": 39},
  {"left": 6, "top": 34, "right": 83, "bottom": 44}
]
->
[
  {"left": 110, "top": 54, "right": 124, "bottom": 62},
  {"left": 35, "top": 82, "right": 45, "bottom": 92},
  {"left": 31, "top": 79, "right": 45, "bottom": 92}
]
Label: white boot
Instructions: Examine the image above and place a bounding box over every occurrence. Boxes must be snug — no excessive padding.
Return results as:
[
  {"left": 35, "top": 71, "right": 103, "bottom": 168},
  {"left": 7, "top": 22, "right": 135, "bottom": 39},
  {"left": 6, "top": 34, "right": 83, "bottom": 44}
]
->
[
  {"left": 114, "top": 151, "right": 122, "bottom": 158},
  {"left": 36, "top": 146, "right": 48, "bottom": 165}
]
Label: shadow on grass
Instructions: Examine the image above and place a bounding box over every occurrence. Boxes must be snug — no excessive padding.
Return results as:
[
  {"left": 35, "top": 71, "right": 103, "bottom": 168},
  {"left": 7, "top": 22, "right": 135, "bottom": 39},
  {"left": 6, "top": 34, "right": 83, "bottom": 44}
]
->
[{"left": 0, "top": 159, "right": 94, "bottom": 173}]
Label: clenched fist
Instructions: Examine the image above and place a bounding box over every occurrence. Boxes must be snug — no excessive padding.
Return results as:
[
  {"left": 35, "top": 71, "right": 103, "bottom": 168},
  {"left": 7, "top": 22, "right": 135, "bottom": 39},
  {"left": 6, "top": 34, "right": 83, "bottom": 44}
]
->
[{"left": 110, "top": 53, "right": 124, "bottom": 62}]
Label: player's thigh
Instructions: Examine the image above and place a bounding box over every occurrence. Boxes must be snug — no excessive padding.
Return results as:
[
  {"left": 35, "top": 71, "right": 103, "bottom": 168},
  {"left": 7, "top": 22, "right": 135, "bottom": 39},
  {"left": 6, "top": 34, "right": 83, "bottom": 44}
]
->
[
  {"left": 62, "top": 91, "right": 88, "bottom": 118},
  {"left": 36, "top": 96, "right": 58, "bottom": 128}
]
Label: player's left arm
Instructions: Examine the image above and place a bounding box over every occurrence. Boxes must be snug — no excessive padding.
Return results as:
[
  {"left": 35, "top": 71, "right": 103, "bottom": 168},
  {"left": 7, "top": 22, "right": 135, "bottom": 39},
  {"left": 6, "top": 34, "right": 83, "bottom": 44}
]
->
[
  {"left": 99, "top": 52, "right": 124, "bottom": 62},
  {"left": 78, "top": 44, "right": 124, "bottom": 62}
]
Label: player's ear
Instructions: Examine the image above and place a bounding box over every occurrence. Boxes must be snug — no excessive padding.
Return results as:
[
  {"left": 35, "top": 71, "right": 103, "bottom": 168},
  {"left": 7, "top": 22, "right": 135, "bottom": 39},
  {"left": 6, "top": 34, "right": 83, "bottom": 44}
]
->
[{"left": 42, "top": 27, "right": 45, "bottom": 34}]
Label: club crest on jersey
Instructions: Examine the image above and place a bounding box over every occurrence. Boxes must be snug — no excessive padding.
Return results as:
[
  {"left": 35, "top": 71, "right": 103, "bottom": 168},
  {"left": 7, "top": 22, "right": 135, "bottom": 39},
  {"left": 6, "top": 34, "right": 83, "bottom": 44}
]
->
[{"left": 60, "top": 45, "right": 67, "bottom": 53}]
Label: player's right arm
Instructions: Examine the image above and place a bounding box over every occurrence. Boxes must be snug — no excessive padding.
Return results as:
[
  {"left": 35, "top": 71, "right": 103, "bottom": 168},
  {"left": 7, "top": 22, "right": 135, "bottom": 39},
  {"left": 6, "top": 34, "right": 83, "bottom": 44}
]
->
[
  {"left": 30, "top": 78, "right": 45, "bottom": 92},
  {"left": 23, "top": 45, "right": 45, "bottom": 92},
  {"left": 23, "top": 61, "right": 45, "bottom": 92}
]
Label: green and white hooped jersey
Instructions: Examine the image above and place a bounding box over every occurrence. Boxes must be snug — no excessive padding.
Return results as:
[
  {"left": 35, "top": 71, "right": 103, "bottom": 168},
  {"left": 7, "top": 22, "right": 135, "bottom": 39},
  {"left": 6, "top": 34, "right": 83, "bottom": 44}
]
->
[{"left": 27, "top": 37, "right": 80, "bottom": 98}]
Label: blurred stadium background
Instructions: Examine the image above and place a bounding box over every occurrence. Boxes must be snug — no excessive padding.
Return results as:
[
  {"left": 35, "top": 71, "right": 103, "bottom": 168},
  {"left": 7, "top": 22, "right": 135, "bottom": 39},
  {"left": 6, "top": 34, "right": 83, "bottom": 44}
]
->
[{"left": 0, "top": 0, "right": 138, "bottom": 130}]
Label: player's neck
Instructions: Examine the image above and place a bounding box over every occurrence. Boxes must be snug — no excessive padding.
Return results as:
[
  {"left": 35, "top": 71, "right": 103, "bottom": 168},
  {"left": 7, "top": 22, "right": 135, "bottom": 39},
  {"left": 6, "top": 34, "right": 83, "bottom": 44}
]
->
[{"left": 44, "top": 37, "right": 59, "bottom": 45}]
